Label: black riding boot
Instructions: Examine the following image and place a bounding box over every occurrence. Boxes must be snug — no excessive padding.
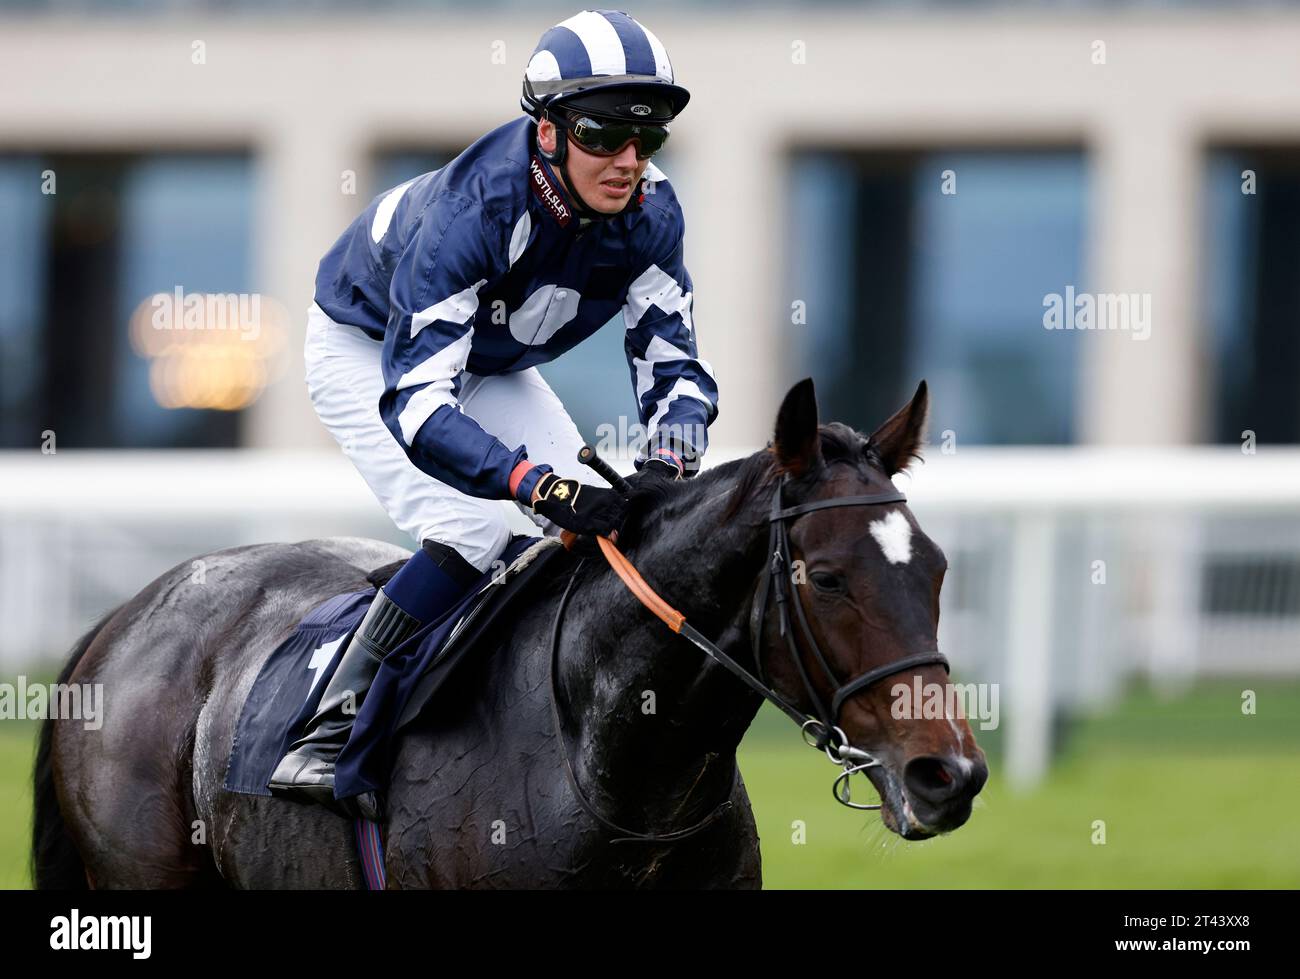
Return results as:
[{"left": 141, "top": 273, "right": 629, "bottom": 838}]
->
[
  {"left": 267, "top": 587, "right": 420, "bottom": 819},
  {"left": 268, "top": 539, "right": 482, "bottom": 820}
]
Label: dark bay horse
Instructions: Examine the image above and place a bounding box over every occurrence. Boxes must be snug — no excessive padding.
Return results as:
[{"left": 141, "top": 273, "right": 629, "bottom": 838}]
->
[{"left": 33, "top": 378, "right": 987, "bottom": 888}]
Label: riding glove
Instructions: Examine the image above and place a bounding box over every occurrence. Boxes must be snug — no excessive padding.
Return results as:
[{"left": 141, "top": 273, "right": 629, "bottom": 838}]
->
[
  {"left": 627, "top": 458, "right": 682, "bottom": 487},
  {"left": 531, "top": 472, "right": 628, "bottom": 537}
]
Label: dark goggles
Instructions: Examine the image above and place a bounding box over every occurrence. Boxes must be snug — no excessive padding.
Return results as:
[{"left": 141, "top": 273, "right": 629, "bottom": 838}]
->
[{"left": 562, "top": 113, "right": 670, "bottom": 160}]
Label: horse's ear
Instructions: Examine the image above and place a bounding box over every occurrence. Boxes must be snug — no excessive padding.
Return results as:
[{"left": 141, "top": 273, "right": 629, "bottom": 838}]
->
[
  {"left": 868, "top": 380, "right": 930, "bottom": 476},
  {"left": 773, "top": 378, "right": 822, "bottom": 477}
]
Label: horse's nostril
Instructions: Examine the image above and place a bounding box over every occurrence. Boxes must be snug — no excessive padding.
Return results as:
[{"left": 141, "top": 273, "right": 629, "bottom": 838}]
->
[{"left": 903, "top": 756, "right": 965, "bottom": 805}]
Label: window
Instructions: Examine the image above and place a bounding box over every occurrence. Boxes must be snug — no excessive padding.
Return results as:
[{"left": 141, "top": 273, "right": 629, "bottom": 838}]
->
[
  {"left": 370, "top": 149, "right": 456, "bottom": 200},
  {"left": 0, "top": 157, "right": 49, "bottom": 447},
  {"left": 787, "top": 148, "right": 1089, "bottom": 444},
  {"left": 0, "top": 152, "right": 254, "bottom": 448},
  {"left": 1204, "top": 148, "right": 1300, "bottom": 445}
]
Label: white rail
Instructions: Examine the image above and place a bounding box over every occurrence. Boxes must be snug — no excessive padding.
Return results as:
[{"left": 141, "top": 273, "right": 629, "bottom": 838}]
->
[{"left": 4, "top": 446, "right": 1299, "bottom": 789}]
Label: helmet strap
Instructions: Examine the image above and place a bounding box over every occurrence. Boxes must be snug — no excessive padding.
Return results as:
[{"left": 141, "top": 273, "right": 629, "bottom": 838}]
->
[
  {"left": 558, "top": 153, "right": 608, "bottom": 224},
  {"left": 538, "top": 107, "right": 567, "bottom": 166},
  {"left": 537, "top": 109, "right": 613, "bottom": 225}
]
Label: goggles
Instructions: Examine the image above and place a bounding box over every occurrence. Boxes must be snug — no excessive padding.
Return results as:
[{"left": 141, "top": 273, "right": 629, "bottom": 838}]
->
[{"left": 561, "top": 112, "right": 670, "bottom": 160}]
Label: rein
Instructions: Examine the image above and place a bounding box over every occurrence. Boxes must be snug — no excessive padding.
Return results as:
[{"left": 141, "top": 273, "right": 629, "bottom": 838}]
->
[{"left": 547, "top": 469, "right": 950, "bottom": 844}]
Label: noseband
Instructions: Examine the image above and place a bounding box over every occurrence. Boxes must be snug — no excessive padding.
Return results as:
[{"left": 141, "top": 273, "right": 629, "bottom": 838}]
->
[{"left": 548, "top": 472, "right": 950, "bottom": 844}]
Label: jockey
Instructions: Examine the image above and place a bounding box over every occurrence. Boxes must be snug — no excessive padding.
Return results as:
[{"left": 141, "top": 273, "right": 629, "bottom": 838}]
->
[{"left": 269, "top": 9, "right": 719, "bottom": 816}]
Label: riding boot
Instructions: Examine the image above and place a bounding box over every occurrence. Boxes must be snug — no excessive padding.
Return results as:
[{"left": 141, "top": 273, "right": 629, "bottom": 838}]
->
[{"left": 268, "top": 539, "right": 481, "bottom": 819}]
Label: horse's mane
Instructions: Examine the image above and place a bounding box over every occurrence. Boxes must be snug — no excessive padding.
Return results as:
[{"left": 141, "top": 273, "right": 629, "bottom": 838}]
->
[
  {"left": 619, "top": 423, "right": 883, "bottom": 548},
  {"left": 718, "top": 422, "right": 884, "bottom": 523}
]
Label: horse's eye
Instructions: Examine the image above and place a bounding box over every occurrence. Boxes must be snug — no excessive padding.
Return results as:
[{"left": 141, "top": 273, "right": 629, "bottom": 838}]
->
[{"left": 809, "top": 571, "right": 845, "bottom": 594}]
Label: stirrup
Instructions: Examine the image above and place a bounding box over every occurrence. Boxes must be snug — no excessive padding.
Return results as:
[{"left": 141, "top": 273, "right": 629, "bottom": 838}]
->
[{"left": 268, "top": 589, "right": 421, "bottom": 809}]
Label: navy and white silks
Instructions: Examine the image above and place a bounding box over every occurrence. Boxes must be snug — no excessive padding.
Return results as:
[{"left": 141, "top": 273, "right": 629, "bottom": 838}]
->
[{"left": 307, "top": 114, "right": 718, "bottom": 571}]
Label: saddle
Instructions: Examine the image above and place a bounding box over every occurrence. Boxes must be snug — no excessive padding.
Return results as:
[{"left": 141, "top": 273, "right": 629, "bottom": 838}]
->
[
  {"left": 224, "top": 534, "right": 569, "bottom": 800},
  {"left": 393, "top": 534, "right": 566, "bottom": 730}
]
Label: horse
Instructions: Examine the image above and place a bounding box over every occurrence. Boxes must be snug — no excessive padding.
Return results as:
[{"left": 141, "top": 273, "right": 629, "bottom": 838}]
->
[{"left": 32, "top": 378, "right": 987, "bottom": 889}]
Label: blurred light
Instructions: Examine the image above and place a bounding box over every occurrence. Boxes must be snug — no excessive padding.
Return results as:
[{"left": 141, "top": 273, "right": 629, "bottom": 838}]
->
[{"left": 128, "top": 290, "right": 288, "bottom": 410}]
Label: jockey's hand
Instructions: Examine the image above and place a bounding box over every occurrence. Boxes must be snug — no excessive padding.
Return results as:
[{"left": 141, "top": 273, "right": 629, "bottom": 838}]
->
[
  {"left": 627, "top": 458, "right": 682, "bottom": 488},
  {"left": 531, "top": 473, "right": 628, "bottom": 537}
]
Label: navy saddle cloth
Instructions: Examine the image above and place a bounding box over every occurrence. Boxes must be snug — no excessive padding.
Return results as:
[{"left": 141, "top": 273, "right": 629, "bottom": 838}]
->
[{"left": 224, "top": 533, "right": 566, "bottom": 803}]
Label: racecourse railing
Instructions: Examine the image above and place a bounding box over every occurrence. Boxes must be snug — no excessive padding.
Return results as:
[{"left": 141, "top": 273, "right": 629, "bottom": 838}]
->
[{"left": 3, "top": 446, "right": 1298, "bottom": 788}]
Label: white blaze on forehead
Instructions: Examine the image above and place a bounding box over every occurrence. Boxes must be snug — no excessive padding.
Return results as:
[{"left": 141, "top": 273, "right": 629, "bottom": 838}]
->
[{"left": 868, "top": 510, "right": 913, "bottom": 565}]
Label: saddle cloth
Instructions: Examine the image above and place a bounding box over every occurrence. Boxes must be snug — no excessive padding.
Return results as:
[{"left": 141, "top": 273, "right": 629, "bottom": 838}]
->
[{"left": 224, "top": 533, "right": 567, "bottom": 802}]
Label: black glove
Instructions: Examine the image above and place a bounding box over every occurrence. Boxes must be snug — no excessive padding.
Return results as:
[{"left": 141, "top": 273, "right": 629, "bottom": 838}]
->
[
  {"left": 627, "top": 457, "right": 682, "bottom": 489},
  {"left": 531, "top": 472, "right": 628, "bottom": 537}
]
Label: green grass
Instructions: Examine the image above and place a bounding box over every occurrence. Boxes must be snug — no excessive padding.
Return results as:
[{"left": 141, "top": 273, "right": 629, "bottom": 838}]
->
[
  {"left": 3, "top": 681, "right": 1296, "bottom": 889},
  {"left": 739, "top": 679, "right": 1300, "bottom": 888},
  {"left": 739, "top": 745, "right": 1299, "bottom": 888},
  {"left": 0, "top": 720, "right": 37, "bottom": 890}
]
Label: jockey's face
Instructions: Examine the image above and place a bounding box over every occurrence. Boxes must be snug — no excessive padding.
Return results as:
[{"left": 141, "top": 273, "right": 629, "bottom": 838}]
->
[{"left": 538, "top": 115, "right": 648, "bottom": 215}]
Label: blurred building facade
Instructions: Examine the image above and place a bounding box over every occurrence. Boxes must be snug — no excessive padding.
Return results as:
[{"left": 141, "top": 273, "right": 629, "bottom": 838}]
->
[
  {"left": 3, "top": 7, "right": 1300, "bottom": 785},
  {"left": 3, "top": 9, "right": 1299, "bottom": 453}
]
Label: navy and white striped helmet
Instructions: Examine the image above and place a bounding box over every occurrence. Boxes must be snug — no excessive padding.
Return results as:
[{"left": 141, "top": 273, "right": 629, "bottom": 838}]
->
[{"left": 521, "top": 9, "right": 690, "bottom": 124}]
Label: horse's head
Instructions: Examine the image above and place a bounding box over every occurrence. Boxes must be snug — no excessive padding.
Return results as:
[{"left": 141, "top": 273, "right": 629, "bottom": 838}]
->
[{"left": 732, "top": 378, "right": 987, "bottom": 839}]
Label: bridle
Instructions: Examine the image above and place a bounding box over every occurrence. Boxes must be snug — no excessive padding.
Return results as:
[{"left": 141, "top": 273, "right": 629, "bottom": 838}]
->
[
  {"left": 547, "top": 470, "right": 950, "bottom": 844},
  {"left": 750, "top": 477, "right": 950, "bottom": 808}
]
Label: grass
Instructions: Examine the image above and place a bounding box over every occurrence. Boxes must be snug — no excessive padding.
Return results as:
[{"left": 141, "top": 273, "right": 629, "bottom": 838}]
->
[
  {"left": 2, "top": 681, "right": 1296, "bottom": 889},
  {"left": 0, "top": 720, "right": 36, "bottom": 890},
  {"left": 738, "top": 679, "right": 1300, "bottom": 888},
  {"left": 740, "top": 746, "right": 1299, "bottom": 888}
]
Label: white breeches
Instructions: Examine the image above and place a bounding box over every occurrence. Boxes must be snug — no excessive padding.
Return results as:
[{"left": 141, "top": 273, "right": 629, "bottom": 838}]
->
[{"left": 303, "top": 302, "right": 602, "bottom": 573}]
